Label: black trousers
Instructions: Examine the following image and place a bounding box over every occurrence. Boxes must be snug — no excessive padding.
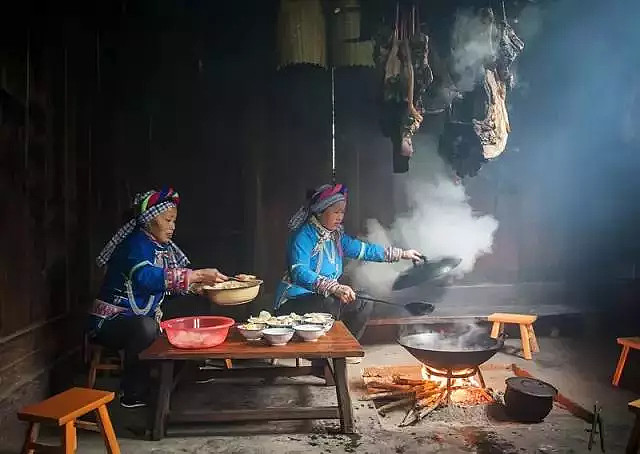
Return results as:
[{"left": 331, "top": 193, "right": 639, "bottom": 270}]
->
[
  {"left": 276, "top": 293, "right": 373, "bottom": 341},
  {"left": 93, "top": 315, "right": 159, "bottom": 398}
]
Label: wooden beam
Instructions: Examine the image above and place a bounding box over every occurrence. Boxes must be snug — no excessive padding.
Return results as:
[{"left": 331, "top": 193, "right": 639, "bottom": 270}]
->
[{"left": 170, "top": 406, "right": 340, "bottom": 423}]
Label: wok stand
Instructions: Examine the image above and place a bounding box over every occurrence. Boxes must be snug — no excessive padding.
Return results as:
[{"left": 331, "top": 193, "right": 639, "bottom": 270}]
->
[{"left": 422, "top": 365, "right": 486, "bottom": 404}]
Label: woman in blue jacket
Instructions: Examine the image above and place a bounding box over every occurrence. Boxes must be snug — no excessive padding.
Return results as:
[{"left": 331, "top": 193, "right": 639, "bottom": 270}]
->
[
  {"left": 88, "top": 188, "right": 228, "bottom": 408},
  {"left": 274, "top": 183, "right": 421, "bottom": 349}
]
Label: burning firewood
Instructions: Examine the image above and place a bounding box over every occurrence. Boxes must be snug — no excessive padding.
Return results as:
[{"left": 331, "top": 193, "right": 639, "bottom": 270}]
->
[
  {"left": 360, "top": 390, "right": 415, "bottom": 401},
  {"left": 366, "top": 381, "right": 413, "bottom": 391},
  {"left": 362, "top": 364, "right": 495, "bottom": 426}
]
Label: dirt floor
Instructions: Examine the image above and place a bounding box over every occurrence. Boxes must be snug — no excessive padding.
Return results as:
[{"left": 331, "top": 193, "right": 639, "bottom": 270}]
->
[{"left": 3, "top": 317, "right": 640, "bottom": 453}]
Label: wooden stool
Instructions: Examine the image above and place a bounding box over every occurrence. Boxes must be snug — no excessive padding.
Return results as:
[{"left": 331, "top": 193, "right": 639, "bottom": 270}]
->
[
  {"left": 87, "top": 343, "right": 123, "bottom": 389},
  {"left": 627, "top": 399, "right": 640, "bottom": 453},
  {"left": 488, "top": 312, "right": 539, "bottom": 360},
  {"left": 18, "top": 387, "right": 120, "bottom": 454},
  {"left": 612, "top": 337, "right": 640, "bottom": 387}
]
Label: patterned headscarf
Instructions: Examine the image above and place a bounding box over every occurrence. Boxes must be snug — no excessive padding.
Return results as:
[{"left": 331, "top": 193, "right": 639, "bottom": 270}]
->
[
  {"left": 96, "top": 188, "right": 190, "bottom": 268},
  {"left": 288, "top": 183, "right": 348, "bottom": 231}
]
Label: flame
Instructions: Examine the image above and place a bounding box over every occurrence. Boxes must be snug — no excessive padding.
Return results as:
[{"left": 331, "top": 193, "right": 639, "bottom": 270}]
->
[{"left": 420, "top": 366, "right": 488, "bottom": 405}]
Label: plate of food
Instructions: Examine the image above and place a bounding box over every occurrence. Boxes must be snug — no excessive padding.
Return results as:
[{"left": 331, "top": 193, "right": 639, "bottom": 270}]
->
[{"left": 202, "top": 275, "right": 263, "bottom": 306}]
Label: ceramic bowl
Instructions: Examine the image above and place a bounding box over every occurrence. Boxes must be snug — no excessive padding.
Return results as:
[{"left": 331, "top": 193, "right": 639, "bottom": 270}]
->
[
  {"left": 236, "top": 323, "right": 265, "bottom": 341},
  {"left": 262, "top": 327, "right": 295, "bottom": 346},
  {"left": 294, "top": 324, "right": 325, "bottom": 342}
]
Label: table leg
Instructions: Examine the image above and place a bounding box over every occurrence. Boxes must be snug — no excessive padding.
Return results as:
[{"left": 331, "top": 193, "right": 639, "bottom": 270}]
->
[
  {"left": 324, "top": 359, "right": 335, "bottom": 386},
  {"left": 333, "top": 358, "right": 354, "bottom": 434},
  {"left": 21, "top": 422, "right": 39, "bottom": 454},
  {"left": 96, "top": 404, "right": 121, "bottom": 454},
  {"left": 62, "top": 421, "right": 76, "bottom": 454},
  {"left": 151, "top": 360, "right": 174, "bottom": 441},
  {"left": 613, "top": 345, "right": 630, "bottom": 387}
]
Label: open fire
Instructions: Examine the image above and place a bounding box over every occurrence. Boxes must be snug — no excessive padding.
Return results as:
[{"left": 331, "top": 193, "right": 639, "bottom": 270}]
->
[{"left": 362, "top": 365, "right": 493, "bottom": 426}]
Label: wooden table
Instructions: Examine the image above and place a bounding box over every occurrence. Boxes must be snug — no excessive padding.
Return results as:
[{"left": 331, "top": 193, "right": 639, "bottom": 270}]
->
[{"left": 139, "top": 321, "right": 364, "bottom": 440}]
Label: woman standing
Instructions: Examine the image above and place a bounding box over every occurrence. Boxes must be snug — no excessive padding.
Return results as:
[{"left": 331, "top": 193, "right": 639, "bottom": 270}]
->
[
  {"left": 274, "top": 183, "right": 422, "bottom": 353},
  {"left": 88, "top": 188, "right": 228, "bottom": 408}
]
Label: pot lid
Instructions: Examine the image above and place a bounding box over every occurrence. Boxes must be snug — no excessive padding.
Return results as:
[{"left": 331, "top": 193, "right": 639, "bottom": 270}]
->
[
  {"left": 505, "top": 377, "right": 558, "bottom": 398},
  {"left": 392, "top": 256, "right": 462, "bottom": 291}
]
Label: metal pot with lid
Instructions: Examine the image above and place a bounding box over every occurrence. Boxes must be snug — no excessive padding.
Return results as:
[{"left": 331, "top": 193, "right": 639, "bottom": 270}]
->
[
  {"left": 392, "top": 256, "right": 462, "bottom": 291},
  {"left": 504, "top": 377, "right": 558, "bottom": 423}
]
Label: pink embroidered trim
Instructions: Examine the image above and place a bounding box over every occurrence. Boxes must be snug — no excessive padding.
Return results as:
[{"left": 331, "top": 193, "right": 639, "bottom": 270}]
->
[
  {"left": 165, "top": 268, "right": 191, "bottom": 293},
  {"left": 385, "top": 247, "right": 404, "bottom": 262},
  {"left": 313, "top": 276, "right": 340, "bottom": 297},
  {"left": 89, "top": 300, "right": 126, "bottom": 319}
]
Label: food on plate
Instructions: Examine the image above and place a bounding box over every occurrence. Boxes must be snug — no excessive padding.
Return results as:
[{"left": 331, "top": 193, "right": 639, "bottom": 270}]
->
[
  {"left": 209, "top": 280, "right": 254, "bottom": 290},
  {"left": 235, "top": 274, "right": 257, "bottom": 281},
  {"left": 248, "top": 310, "right": 273, "bottom": 324},
  {"left": 303, "top": 314, "right": 333, "bottom": 324},
  {"left": 246, "top": 311, "right": 332, "bottom": 330},
  {"left": 241, "top": 323, "right": 264, "bottom": 330}
]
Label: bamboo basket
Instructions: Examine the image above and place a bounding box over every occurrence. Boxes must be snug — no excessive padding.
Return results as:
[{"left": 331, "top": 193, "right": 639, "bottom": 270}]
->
[
  {"left": 277, "top": 0, "right": 327, "bottom": 69},
  {"left": 331, "top": 0, "right": 374, "bottom": 68}
]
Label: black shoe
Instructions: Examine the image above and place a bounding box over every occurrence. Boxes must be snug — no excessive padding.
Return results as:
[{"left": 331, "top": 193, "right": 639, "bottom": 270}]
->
[{"left": 120, "top": 395, "right": 148, "bottom": 409}]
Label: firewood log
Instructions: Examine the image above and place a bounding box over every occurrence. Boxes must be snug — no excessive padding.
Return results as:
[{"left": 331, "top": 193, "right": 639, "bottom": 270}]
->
[
  {"left": 378, "top": 398, "right": 414, "bottom": 416},
  {"left": 359, "top": 390, "right": 415, "bottom": 401}
]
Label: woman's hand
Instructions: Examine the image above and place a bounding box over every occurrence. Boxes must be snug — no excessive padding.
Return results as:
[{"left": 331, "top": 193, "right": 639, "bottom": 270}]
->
[
  {"left": 190, "top": 268, "right": 229, "bottom": 286},
  {"left": 333, "top": 284, "right": 357, "bottom": 304},
  {"left": 402, "top": 249, "right": 423, "bottom": 261}
]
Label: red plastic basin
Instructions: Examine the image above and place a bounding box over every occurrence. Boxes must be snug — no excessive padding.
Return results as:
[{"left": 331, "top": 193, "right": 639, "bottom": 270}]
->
[{"left": 160, "top": 316, "right": 235, "bottom": 349}]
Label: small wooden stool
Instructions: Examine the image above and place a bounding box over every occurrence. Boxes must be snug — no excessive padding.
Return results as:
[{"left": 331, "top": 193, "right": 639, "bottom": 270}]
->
[
  {"left": 488, "top": 312, "right": 539, "bottom": 360},
  {"left": 612, "top": 337, "right": 640, "bottom": 387},
  {"left": 18, "top": 387, "right": 120, "bottom": 454},
  {"left": 627, "top": 399, "right": 640, "bottom": 453},
  {"left": 87, "top": 343, "right": 123, "bottom": 389}
]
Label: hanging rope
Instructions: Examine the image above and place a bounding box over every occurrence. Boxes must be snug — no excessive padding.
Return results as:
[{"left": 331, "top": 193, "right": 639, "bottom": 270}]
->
[
  {"left": 501, "top": 0, "right": 507, "bottom": 22},
  {"left": 331, "top": 65, "right": 336, "bottom": 184}
]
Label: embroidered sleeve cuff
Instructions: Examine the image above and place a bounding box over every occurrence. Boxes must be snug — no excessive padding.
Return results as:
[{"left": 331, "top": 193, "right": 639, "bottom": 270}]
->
[
  {"left": 165, "top": 268, "right": 191, "bottom": 294},
  {"left": 384, "top": 247, "right": 404, "bottom": 262},
  {"left": 313, "top": 277, "right": 340, "bottom": 297}
]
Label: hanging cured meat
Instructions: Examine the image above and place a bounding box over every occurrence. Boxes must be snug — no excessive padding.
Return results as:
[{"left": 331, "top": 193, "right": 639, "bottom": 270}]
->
[
  {"left": 437, "top": 8, "right": 524, "bottom": 178},
  {"left": 374, "top": 4, "right": 433, "bottom": 173}
]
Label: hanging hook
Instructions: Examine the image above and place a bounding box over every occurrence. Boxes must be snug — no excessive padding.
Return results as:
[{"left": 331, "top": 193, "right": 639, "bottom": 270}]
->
[{"left": 331, "top": 66, "right": 336, "bottom": 184}]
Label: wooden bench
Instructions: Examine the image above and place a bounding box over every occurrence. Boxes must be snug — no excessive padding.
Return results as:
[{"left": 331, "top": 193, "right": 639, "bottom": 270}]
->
[
  {"left": 613, "top": 337, "right": 640, "bottom": 387},
  {"left": 628, "top": 399, "right": 640, "bottom": 453},
  {"left": 18, "top": 387, "right": 120, "bottom": 454},
  {"left": 488, "top": 313, "right": 539, "bottom": 360}
]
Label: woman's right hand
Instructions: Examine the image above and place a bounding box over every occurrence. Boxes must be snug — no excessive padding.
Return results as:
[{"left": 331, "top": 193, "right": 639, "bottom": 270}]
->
[
  {"left": 190, "top": 268, "right": 229, "bottom": 286},
  {"left": 333, "top": 284, "right": 357, "bottom": 304}
]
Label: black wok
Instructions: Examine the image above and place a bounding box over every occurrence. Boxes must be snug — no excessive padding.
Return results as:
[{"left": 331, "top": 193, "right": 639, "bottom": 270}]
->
[{"left": 398, "top": 329, "right": 504, "bottom": 370}]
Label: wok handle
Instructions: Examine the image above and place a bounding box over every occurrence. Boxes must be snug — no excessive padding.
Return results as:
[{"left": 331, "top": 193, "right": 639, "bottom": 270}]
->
[
  {"left": 412, "top": 254, "right": 427, "bottom": 266},
  {"left": 355, "top": 294, "right": 397, "bottom": 308}
]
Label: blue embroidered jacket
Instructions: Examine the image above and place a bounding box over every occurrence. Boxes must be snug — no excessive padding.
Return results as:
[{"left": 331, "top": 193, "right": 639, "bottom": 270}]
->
[
  {"left": 88, "top": 229, "right": 187, "bottom": 333},
  {"left": 273, "top": 220, "right": 400, "bottom": 310}
]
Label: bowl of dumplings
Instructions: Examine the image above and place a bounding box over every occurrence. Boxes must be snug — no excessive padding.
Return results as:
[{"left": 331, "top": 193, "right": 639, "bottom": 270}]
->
[{"left": 202, "top": 274, "right": 263, "bottom": 306}]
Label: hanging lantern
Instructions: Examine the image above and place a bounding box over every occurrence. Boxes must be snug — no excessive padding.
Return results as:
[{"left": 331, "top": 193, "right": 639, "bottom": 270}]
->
[
  {"left": 277, "top": 0, "right": 327, "bottom": 70},
  {"left": 331, "top": 0, "right": 374, "bottom": 68}
]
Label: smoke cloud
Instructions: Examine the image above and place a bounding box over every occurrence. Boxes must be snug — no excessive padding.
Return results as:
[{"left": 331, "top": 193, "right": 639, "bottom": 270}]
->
[
  {"left": 347, "top": 134, "right": 498, "bottom": 296},
  {"left": 450, "top": 8, "right": 499, "bottom": 92}
]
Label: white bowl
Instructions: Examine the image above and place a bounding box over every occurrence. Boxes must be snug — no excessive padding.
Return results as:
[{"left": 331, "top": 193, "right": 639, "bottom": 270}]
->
[
  {"left": 262, "top": 328, "right": 295, "bottom": 346},
  {"left": 294, "top": 324, "right": 324, "bottom": 342},
  {"left": 237, "top": 324, "right": 265, "bottom": 341},
  {"left": 321, "top": 319, "right": 335, "bottom": 333}
]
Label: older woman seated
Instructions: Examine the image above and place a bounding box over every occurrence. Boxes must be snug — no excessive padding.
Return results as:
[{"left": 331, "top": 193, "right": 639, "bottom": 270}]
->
[
  {"left": 88, "top": 188, "right": 228, "bottom": 408},
  {"left": 274, "top": 183, "right": 421, "bottom": 361}
]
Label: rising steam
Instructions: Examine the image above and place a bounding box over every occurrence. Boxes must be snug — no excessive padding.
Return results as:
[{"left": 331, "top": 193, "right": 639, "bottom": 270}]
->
[{"left": 347, "top": 134, "right": 498, "bottom": 296}]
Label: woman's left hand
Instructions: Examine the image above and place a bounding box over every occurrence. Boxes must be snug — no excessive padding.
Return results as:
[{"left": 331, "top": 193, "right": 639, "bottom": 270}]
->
[{"left": 402, "top": 249, "right": 423, "bottom": 261}]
